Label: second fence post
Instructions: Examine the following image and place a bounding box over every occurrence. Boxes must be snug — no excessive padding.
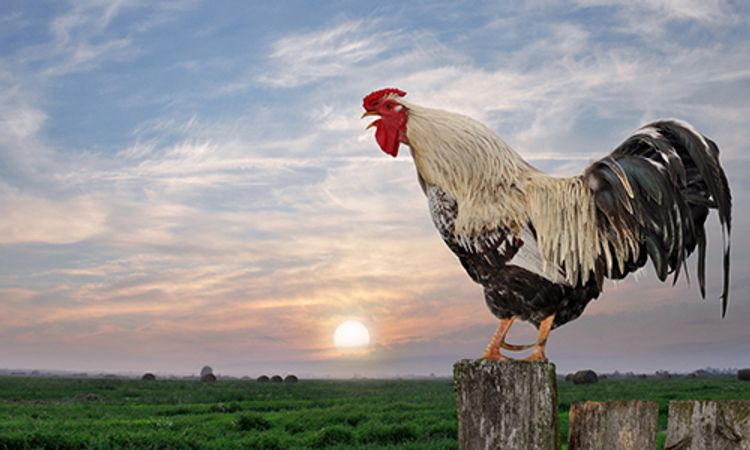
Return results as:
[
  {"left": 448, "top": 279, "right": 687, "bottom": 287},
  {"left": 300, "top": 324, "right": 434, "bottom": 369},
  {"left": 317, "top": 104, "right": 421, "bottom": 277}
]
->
[{"left": 567, "top": 400, "right": 659, "bottom": 450}]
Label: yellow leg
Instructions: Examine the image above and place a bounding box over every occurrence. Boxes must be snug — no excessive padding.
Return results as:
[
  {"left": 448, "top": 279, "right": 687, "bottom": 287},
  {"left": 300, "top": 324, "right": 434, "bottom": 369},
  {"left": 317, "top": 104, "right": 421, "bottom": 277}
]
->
[
  {"left": 481, "top": 317, "right": 515, "bottom": 360},
  {"left": 524, "top": 314, "right": 556, "bottom": 362}
]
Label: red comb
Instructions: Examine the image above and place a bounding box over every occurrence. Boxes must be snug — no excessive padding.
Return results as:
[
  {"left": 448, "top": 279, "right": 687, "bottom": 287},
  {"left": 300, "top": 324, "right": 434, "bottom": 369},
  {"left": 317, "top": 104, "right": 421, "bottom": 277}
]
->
[{"left": 363, "top": 88, "right": 407, "bottom": 108}]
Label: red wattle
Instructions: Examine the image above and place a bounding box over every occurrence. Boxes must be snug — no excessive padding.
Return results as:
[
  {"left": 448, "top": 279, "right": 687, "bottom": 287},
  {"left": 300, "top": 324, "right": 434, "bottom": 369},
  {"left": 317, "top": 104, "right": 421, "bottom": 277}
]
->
[
  {"left": 375, "top": 123, "right": 398, "bottom": 157},
  {"left": 374, "top": 118, "right": 405, "bottom": 158}
]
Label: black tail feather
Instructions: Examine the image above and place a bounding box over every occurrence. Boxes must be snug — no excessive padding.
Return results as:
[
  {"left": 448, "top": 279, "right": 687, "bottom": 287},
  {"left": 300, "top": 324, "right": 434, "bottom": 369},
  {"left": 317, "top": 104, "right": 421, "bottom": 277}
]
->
[
  {"left": 655, "top": 124, "right": 731, "bottom": 314},
  {"left": 697, "top": 231, "right": 707, "bottom": 299},
  {"left": 586, "top": 120, "right": 731, "bottom": 314}
]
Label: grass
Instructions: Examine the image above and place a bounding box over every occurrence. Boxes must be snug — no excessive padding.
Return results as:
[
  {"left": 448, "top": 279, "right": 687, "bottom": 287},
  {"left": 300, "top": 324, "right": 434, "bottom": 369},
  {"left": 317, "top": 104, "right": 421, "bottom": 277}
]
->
[{"left": 0, "top": 375, "right": 748, "bottom": 449}]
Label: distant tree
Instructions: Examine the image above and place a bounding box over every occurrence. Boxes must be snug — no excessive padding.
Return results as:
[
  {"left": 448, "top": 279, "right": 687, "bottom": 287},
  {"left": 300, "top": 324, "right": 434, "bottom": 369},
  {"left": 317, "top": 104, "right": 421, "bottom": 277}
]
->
[
  {"left": 256, "top": 375, "right": 270, "bottom": 383},
  {"left": 738, "top": 369, "right": 750, "bottom": 381},
  {"left": 200, "top": 366, "right": 213, "bottom": 377},
  {"left": 284, "top": 374, "right": 299, "bottom": 383},
  {"left": 270, "top": 375, "right": 283, "bottom": 383},
  {"left": 142, "top": 373, "right": 156, "bottom": 381},
  {"left": 201, "top": 373, "right": 217, "bottom": 383}
]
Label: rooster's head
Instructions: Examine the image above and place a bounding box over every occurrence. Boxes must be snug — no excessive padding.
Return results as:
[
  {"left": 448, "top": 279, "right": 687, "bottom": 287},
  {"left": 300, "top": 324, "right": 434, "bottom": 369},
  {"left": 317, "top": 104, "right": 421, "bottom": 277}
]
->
[{"left": 362, "top": 88, "right": 408, "bottom": 157}]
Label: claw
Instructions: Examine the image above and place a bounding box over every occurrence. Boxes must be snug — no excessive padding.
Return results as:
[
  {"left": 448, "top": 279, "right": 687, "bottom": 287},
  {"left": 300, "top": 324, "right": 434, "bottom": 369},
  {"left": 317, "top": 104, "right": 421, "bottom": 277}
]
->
[
  {"left": 480, "top": 350, "right": 510, "bottom": 361},
  {"left": 522, "top": 350, "right": 548, "bottom": 362}
]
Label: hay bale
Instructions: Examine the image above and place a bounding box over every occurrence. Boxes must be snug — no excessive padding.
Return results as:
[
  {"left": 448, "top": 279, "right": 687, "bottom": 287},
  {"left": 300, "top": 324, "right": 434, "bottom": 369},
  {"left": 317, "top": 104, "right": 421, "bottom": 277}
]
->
[
  {"left": 141, "top": 373, "right": 156, "bottom": 381},
  {"left": 571, "top": 370, "right": 598, "bottom": 385},
  {"left": 201, "top": 373, "right": 217, "bottom": 383},
  {"left": 257, "top": 375, "right": 270, "bottom": 383},
  {"left": 284, "top": 374, "right": 298, "bottom": 383},
  {"left": 270, "top": 375, "right": 283, "bottom": 383},
  {"left": 738, "top": 369, "right": 750, "bottom": 381},
  {"left": 200, "top": 366, "right": 213, "bottom": 377}
]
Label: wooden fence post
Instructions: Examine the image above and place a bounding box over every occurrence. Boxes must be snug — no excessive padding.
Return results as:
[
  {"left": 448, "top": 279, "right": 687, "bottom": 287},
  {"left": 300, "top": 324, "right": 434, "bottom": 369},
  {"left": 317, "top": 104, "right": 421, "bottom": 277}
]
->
[
  {"left": 665, "top": 400, "right": 750, "bottom": 450},
  {"left": 453, "top": 360, "right": 559, "bottom": 450},
  {"left": 568, "top": 400, "right": 659, "bottom": 450}
]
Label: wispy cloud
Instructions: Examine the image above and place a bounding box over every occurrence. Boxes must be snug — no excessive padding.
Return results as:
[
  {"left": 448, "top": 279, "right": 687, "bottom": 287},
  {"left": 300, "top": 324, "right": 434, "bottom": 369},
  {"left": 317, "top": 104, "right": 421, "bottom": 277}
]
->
[
  {"left": 0, "top": 184, "right": 107, "bottom": 245},
  {"left": 257, "top": 20, "right": 395, "bottom": 88},
  {"left": 10, "top": 1, "right": 198, "bottom": 79},
  {"left": 577, "top": 0, "right": 737, "bottom": 26},
  {"left": 18, "top": 4, "right": 133, "bottom": 77}
]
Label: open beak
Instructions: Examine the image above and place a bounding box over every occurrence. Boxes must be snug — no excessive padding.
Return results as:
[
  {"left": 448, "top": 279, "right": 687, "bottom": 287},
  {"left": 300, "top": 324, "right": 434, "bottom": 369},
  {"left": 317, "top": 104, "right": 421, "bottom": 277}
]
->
[{"left": 361, "top": 111, "right": 380, "bottom": 129}]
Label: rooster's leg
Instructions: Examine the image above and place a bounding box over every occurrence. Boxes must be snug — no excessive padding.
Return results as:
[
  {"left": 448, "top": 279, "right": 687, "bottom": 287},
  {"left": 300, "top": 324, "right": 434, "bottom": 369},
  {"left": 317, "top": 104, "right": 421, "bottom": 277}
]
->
[
  {"left": 524, "top": 313, "right": 556, "bottom": 362},
  {"left": 481, "top": 317, "right": 515, "bottom": 360}
]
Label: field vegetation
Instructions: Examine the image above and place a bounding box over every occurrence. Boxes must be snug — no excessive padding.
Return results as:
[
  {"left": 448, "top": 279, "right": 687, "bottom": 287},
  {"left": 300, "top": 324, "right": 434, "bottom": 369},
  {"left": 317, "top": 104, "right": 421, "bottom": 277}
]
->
[{"left": 0, "top": 375, "right": 748, "bottom": 449}]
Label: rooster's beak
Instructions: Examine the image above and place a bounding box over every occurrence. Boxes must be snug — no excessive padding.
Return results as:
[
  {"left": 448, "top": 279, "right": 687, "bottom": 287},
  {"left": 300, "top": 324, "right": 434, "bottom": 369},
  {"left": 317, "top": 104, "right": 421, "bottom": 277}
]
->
[{"left": 361, "top": 111, "right": 379, "bottom": 130}]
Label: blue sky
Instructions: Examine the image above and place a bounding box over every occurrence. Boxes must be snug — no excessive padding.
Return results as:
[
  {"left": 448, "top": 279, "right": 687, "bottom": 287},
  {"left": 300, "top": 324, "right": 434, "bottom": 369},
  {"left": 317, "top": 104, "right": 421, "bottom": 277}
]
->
[{"left": 1, "top": 0, "right": 749, "bottom": 377}]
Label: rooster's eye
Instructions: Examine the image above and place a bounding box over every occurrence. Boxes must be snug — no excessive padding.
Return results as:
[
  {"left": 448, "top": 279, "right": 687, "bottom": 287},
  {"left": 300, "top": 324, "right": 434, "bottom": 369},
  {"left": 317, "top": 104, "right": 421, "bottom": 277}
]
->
[{"left": 385, "top": 103, "right": 392, "bottom": 109}]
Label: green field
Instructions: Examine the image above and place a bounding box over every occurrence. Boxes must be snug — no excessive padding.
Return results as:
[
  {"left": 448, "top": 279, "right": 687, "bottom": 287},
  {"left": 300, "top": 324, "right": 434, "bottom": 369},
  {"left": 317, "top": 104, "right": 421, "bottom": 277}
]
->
[{"left": 1, "top": 375, "right": 749, "bottom": 449}]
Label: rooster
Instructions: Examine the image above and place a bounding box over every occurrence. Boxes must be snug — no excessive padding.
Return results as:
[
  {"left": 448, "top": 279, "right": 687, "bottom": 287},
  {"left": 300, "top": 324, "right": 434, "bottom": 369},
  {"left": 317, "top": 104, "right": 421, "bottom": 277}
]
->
[{"left": 362, "top": 88, "right": 731, "bottom": 361}]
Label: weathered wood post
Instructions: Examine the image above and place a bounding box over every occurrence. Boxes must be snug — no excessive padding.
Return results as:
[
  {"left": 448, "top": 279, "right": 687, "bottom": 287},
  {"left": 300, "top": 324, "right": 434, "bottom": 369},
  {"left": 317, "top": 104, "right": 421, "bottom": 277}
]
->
[
  {"left": 568, "top": 400, "right": 659, "bottom": 450},
  {"left": 665, "top": 400, "right": 750, "bottom": 450},
  {"left": 453, "top": 360, "right": 559, "bottom": 450}
]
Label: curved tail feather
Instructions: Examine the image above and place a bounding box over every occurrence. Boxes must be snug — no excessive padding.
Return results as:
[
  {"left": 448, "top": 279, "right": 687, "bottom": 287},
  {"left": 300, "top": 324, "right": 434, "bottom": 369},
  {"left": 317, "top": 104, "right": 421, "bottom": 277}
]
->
[{"left": 585, "top": 120, "right": 731, "bottom": 315}]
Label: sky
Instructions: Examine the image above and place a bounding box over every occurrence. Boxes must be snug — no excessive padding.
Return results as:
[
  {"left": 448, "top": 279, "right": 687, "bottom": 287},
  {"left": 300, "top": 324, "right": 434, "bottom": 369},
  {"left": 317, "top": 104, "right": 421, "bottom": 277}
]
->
[{"left": 1, "top": 0, "right": 749, "bottom": 378}]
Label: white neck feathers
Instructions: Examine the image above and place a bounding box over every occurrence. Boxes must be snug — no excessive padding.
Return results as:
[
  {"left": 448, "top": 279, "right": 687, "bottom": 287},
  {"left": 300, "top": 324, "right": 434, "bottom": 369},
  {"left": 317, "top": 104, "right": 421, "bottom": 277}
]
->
[{"left": 404, "top": 104, "right": 533, "bottom": 235}]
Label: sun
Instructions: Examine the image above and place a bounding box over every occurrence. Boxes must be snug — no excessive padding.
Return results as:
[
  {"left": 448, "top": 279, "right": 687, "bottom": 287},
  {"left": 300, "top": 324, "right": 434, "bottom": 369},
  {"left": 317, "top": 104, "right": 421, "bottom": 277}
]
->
[{"left": 334, "top": 321, "right": 370, "bottom": 349}]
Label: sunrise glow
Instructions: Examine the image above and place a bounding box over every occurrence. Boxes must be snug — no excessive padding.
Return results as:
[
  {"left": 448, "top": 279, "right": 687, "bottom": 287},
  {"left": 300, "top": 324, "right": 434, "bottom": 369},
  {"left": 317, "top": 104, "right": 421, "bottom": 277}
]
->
[{"left": 334, "top": 321, "right": 371, "bottom": 349}]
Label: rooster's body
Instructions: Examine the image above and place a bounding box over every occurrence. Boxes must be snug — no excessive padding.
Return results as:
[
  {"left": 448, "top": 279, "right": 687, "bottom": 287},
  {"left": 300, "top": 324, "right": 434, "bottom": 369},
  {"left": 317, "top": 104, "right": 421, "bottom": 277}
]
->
[{"left": 362, "top": 88, "right": 731, "bottom": 360}]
